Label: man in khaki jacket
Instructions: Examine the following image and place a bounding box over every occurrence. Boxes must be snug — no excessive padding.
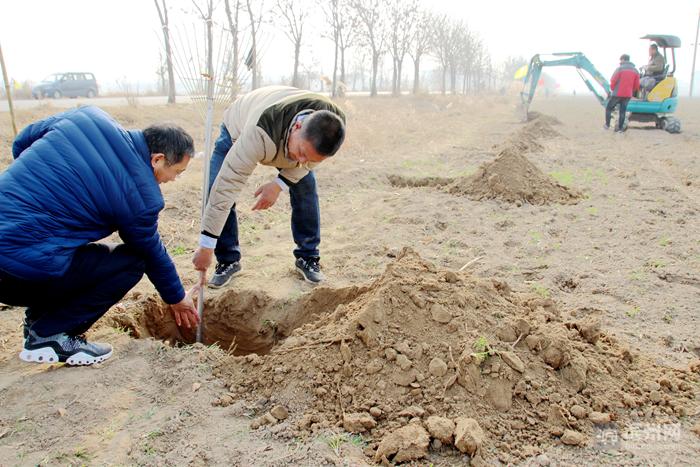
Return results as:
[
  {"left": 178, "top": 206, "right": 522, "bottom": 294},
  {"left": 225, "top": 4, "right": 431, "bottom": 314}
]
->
[{"left": 192, "top": 86, "right": 346, "bottom": 287}]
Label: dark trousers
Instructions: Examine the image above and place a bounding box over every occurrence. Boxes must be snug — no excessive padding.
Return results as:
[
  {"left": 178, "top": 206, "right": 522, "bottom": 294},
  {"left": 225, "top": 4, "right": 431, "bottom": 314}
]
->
[
  {"left": 208, "top": 124, "right": 321, "bottom": 264},
  {"left": 605, "top": 96, "right": 630, "bottom": 130},
  {"left": 0, "top": 243, "right": 145, "bottom": 337}
]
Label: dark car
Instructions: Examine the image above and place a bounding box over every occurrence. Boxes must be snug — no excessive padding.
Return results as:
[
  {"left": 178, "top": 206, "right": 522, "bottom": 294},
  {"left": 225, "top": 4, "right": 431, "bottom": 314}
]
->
[{"left": 32, "top": 72, "right": 98, "bottom": 99}]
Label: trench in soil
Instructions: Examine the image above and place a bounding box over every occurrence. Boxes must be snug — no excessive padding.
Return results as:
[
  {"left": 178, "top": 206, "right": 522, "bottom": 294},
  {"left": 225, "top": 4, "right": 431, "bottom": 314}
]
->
[{"left": 111, "top": 285, "right": 367, "bottom": 355}]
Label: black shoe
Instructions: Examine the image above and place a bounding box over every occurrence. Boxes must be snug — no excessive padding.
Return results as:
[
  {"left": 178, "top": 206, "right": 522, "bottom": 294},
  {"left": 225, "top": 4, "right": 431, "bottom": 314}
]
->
[
  {"left": 20, "top": 330, "right": 112, "bottom": 365},
  {"left": 295, "top": 257, "right": 324, "bottom": 283},
  {"left": 208, "top": 261, "right": 241, "bottom": 288},
  {"left": 22, "top": 318, "right": 35, "bottom": 339}
]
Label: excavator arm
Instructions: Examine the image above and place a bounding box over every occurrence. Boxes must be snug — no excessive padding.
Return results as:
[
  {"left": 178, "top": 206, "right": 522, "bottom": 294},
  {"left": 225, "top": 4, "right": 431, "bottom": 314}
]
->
[{"left": 520, "top": 52, "right": 611, "bottom": 112}]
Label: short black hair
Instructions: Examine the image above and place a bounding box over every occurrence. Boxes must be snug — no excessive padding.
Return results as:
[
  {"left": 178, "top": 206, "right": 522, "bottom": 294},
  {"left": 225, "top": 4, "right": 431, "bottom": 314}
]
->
[
  {"left": 651, "top": 44, "right": 659, "bottom": 51},
  {"left": 620, "top": 54, "right": 630, "bottom": 62},
  {"left": 143, "top": 124, "right": 194, "bottom": 165},
  {"left": 301, "top": 110, "right": 345, "bottom": 157}
]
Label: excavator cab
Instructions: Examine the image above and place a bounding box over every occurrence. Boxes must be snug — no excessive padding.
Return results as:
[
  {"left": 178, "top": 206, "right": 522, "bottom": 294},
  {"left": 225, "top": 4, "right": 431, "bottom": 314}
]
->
[{"left": 640, "top": 34, "right": 680, "bottom": 104}]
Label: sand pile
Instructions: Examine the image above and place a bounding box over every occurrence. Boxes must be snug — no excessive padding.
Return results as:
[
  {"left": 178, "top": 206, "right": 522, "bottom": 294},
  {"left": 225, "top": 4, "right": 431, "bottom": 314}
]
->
[
  {"left": 388, "top": 113, "right": 580, "bottom": 205},
  {"left": 446, "top": 150, "right": 580, "bottom": 205},
  {"left": 205, "top": 249, "right": 697, "bottom": 464},
  {"left": 527, "top": 111, "right": 562, "bottom": 125},
  {"left": 500, "top": 116, "right": 561, "bottom": 154}
]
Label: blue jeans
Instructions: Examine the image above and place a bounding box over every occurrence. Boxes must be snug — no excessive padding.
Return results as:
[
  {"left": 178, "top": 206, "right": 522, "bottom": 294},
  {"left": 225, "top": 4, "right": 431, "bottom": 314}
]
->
[
  {"left": 605, "top": 96, "right": 630, "bottom": 130},
  {"left": 208, "top": 124, "right": 321, "bottom": 264}
]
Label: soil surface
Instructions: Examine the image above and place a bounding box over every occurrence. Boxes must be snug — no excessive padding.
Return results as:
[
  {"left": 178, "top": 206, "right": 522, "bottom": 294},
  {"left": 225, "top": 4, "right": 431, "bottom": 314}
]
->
[{"left": 1, "top": 95, "right": 699, "bottom": 465}]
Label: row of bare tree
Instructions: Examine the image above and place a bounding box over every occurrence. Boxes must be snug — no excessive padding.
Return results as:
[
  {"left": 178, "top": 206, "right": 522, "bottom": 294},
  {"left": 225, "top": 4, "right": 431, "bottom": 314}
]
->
[{"left": 154, "top": 0, "right": 516, "bottom": 103}]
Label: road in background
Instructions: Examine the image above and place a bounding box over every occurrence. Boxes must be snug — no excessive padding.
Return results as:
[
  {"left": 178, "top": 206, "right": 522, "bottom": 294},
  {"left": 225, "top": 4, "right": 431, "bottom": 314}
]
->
[
  {"left": 0, "top": 91, "right": 407, "bottom": 112},
  {"left": 0, "top": 95, "right": 193, "bottom": 112}
]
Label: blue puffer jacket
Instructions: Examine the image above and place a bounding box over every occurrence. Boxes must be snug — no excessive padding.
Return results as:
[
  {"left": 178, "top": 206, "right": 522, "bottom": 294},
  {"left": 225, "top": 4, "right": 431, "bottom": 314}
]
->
[{"left": 0, "top": 106, "right": 185, "bottom": 304}]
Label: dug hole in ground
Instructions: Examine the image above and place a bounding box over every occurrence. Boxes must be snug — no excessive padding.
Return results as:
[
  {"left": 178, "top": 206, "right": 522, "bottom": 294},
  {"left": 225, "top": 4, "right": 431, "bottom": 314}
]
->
[{"left": 0, "top": 96, "right": 699, "bottom": 465}]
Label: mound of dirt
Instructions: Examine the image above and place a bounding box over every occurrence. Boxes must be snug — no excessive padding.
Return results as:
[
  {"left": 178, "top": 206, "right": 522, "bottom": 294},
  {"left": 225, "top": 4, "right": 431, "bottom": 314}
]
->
[
  {"left": 498, "top": 114, "right": 562, "bottom": 154},
  {"left": 527, "top": 111, "right": 562, "bottom": 126},
  {"left": 447, "top": 150, "right": 581, "bottom": 205},
  {"left": 387, "top": 112, "right": 579, "bottom": 205},
  {"left": 210, "top": 249, "right": 697, "bottom": 464}
]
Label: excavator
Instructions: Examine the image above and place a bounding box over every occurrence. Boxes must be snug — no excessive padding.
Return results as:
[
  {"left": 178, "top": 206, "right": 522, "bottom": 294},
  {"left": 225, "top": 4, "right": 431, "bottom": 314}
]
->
[{"left": 519, "top": 35, "right": 681, "bottom": 133}]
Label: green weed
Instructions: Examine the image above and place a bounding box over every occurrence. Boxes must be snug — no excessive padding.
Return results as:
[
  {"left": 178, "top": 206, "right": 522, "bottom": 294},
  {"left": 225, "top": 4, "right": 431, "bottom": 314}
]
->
[
  {"left": 324, "top": 433, "right": 348, "bottom": 455},
  {"left": 529, "top": 230, "right": 543, "bottom": 244},
  {"left": 645, "top": 259, "right": 667, "bottom": 269},
  {"left": 471, "top": 336, "right": 495, "bottom": 364},
  {"left": 170, "top": 245, "right": 187, "bottom": 256},
  {"left": 629, "top": 270, "right": 645, "bottom": 281},
  {"left": 262, "top": 319, "right": 278, "bottom": 333},
  {"left": 530, "top": 283, "right": 550, "bottom": 299},
  {"left": 549, "top": 170, "right": 575, "bottom": 187}
]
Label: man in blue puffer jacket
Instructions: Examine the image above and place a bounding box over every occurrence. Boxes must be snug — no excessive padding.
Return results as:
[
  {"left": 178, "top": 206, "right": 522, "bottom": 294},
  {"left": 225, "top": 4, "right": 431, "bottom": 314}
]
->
[{"left": 0, "top": 106, "right": 199, "bottom": 366}]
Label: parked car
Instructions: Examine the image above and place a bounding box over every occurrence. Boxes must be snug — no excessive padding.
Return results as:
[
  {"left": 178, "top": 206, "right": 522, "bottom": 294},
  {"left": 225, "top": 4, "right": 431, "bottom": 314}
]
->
[{"left": 32, "top": 72, "right": 98, "bottom": 99}]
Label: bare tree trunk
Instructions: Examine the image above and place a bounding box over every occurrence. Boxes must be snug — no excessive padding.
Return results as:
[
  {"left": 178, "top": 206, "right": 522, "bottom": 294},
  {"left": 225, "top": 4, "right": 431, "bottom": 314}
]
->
[
  {"left": 224, "top": 0, "right": 241, "bottom": 100},
  {"left": 246, "top": 0, "right": 259, "bottom": 89},
  {"left": 412, "top": 56, "right": 420, "bottom": 94},
  {"left": 277, "top": 0, "right": 306, "bottom": 89},
  {"left": 331, "top": 31, "right": 339, "bottom": 97},
  {"left": 391, "top": 59, "right": 398, "bottom": 96},
  {"left": 154, "top": 0, "right": 176, "bottom": 103},
  {"left": 396, "top": 58, "right": 403, "bottom": 95},
  {"left": 293, "top": 42, "right": 301, "bottom": 87},
  {"left": 340, "top": 47, "right": 346, "bottom": 83},
  {"left": 371, "top": 52, "right": 379, "bottom": 97},
  {"left": 441, "top": 68, "right": 446, "bottom": 95}
]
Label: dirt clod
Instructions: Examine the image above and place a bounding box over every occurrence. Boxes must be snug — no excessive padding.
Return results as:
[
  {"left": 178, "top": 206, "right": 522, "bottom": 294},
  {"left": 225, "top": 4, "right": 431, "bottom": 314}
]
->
[
  {"left": 343, "top": 412, "right": 377, "bottom": 433},
  {"left": 560, "top": 429, "right": 586, "bottom": 446},
  {"left": 374, "top": 424, "right": 430, "bottom": 463},
  {"left": 270, "top": 405, "right": 289, "bottom": 421},
  {"left": 500, "top": 351, "right": 525, "bottom": 373},
  {"left": 424, "top": 416, "right": 455, "bottom": 444},
  {"left": 588, "top": 411, "right": 611, "bottom": 425},
  {"left": 429, "top": 357, "right": 448, "bottom": 377},
  {"left": 454, "top": 417, "right": 485, "bottom": 456},
  {"left": 250, "top": 412, "right": 277, "bottom": 430},
  {"left": 430, "top": 303, "right": 452, "bottom": 324},
  {"left": 570, "top": 405, "right": 587, "bottom": 419}
]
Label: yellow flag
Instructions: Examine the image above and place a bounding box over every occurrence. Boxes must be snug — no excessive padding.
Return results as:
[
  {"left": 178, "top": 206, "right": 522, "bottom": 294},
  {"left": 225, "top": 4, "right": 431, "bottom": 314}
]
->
[{"left": 514, "top": 65, "right": 528, "bottom": 80}]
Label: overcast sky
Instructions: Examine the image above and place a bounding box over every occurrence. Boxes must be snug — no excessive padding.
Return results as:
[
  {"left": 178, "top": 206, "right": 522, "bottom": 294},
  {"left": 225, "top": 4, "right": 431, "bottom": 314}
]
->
[{"left": 1, "top": 0, "right": 698, "bottom": 93}]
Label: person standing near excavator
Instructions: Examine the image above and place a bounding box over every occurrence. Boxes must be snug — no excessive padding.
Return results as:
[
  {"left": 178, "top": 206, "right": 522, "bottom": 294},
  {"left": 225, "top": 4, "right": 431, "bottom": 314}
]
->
[{"left": 604, "top": 54, "right": 640, "bottom": 132}]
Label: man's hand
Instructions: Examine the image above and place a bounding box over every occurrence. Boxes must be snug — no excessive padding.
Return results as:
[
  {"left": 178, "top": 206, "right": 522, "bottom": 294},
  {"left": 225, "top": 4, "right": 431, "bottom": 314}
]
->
[
  {"left": 170, "top": 286, "right": 199, "bottom": 328},
  {"left": 252, "top": 181, "right": 282, "bottom": 211},
  {"left": 193, "top": 247, "right": 214, "bottom": 282}
]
